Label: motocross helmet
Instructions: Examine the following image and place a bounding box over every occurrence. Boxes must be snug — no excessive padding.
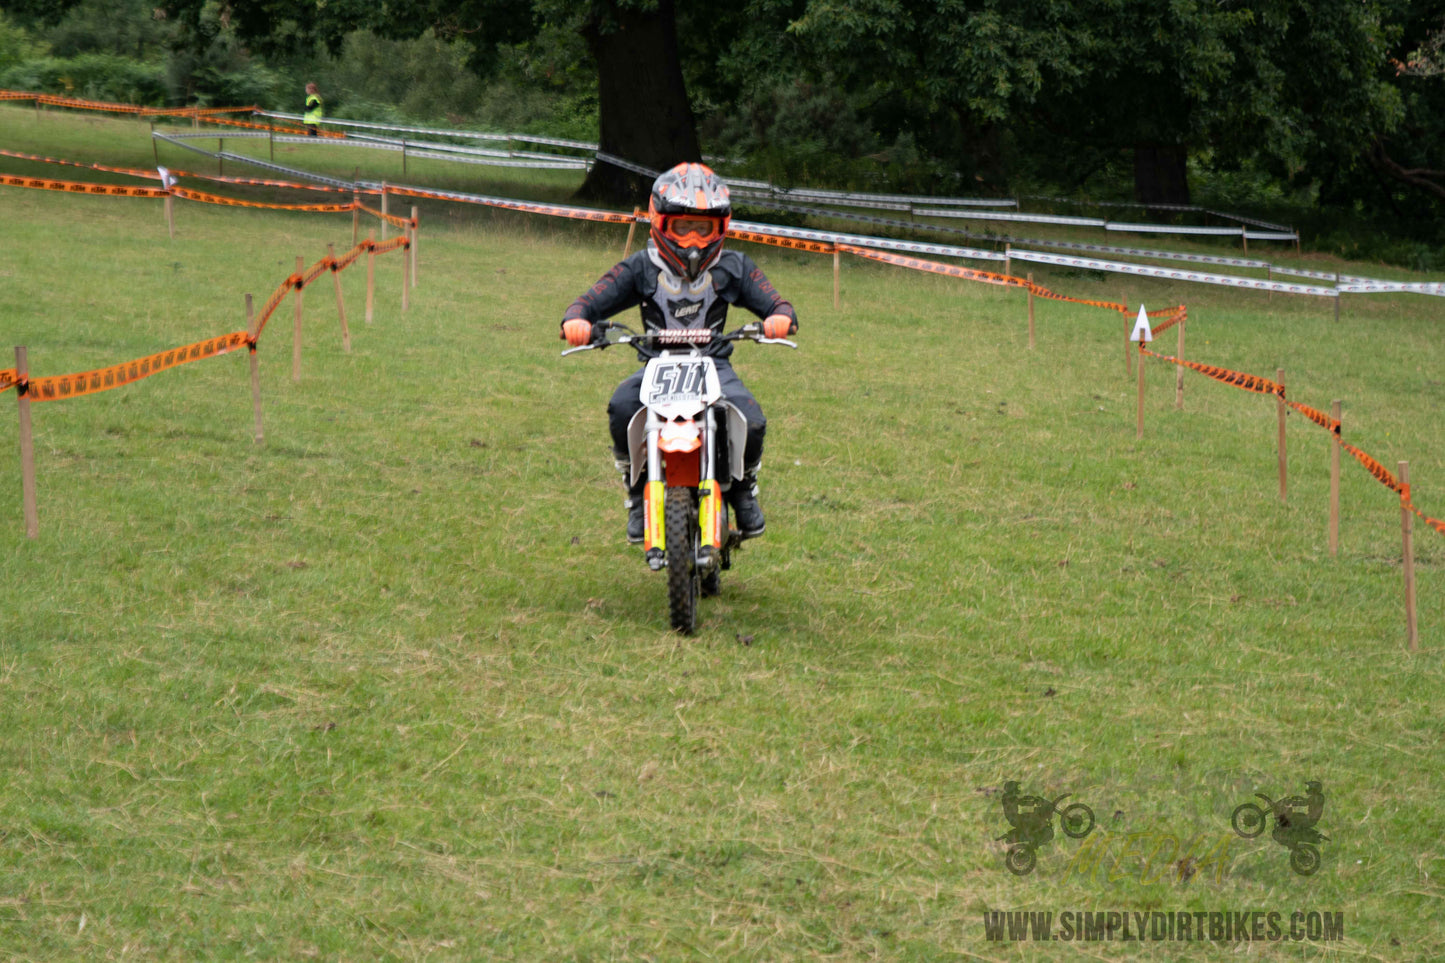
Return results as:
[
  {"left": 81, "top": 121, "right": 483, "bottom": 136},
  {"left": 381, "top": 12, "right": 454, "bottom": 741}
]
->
[{"left": 648, "top": 162, "right": 731, "bottom": 281}]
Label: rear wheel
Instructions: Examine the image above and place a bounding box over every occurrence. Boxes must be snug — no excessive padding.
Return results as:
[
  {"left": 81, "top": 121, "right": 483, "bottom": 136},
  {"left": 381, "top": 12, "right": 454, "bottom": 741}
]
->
[{"left": 665, "top": 486, "right": 700, "bottom": 634}]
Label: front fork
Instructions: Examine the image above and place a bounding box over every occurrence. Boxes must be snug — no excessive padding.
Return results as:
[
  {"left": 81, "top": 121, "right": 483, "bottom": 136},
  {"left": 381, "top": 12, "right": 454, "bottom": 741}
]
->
[{"left": 643, "top": 407, "right": 722, "bottom": 568}]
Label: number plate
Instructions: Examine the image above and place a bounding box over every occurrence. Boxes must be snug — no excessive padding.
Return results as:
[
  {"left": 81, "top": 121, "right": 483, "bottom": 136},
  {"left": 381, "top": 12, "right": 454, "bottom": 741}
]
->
[{"left": 641, "top": 356, "right": 720, "bottom": 407}]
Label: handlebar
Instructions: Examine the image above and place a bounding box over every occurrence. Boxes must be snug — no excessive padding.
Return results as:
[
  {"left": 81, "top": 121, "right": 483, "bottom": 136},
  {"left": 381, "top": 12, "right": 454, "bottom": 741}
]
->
[{"left": 561, "top": 320, "right": 797, "bottom": 356}]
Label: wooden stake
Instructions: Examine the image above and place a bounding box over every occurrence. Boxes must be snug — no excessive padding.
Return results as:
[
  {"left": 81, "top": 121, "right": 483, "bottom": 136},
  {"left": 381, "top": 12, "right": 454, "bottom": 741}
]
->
[
  {"left": 151, "top": 121, "right": 158, "bottom": 165},
  {"left": 269, "top": 127, "right": 274, "bottom": 162},
  {"left": 165, "top": 192, "right": 174, "bottom": 240},
  {"left": 1123, "top": 306, "right": 1133, "bottom": 379},
  {"left": 1004, "top": 242, "right": 1012, "bottom": 279},
  {"left": 1334, "top": 274, "right": 1341, "bottom": 323},
  {"left": 352, "top": 196, "right": 359, "bottom": 246},
  {"left": 1277, "top": 368, "right": 1287, "bottom": 502},
  {"left": 402, "top": 236, "right": 411, "bottom": 313},
  {"left": 218, "top": 137, "right": 223, "bottom": 176},
  {"left": 1175, "top": 315, "right": 1185, "bottom": 410},
  {"left": 246, "top": 295, "right": 263, "bottom": 444},
  {"left": 1135, "top": 344, "right": 1145, "bottom": 440},
  {"left": 1026, "top": 273, "right": 1035, "bottom": 350},
  {"left": 292, "top": 256, "right": 304, "bottom": 383},
  {"left": 15, "top": 346, "right": 38, "bottom": 539},
  {"left": 327, "top": 244, "right": 351, "bottom": 353},
  {"left": 1241, "top": 226, "right": 1248, "bottom": 255},
  {"left": 622, "top": 206, "right": 640, "bottom": 257},
  {"left": 381, "top": 183, "right": 389, "bottom": 241},
  {"left": 1329, "top": 400, "right": 1341, "bottom": 557},
  {"left": 1401, "top": 460, "right": 1418, "bottom": 651},
  {"left": 833, "top": 248, "right": 841, "bottom": 310},
  {"left": 401, "top": 139, "right": 407, "bottom": 176},
  {"left": 410, "top": 206, "right": 418, "bottom": 288},
  {"left": 365, "top": 232, "right": 375, "bottom": 325}
]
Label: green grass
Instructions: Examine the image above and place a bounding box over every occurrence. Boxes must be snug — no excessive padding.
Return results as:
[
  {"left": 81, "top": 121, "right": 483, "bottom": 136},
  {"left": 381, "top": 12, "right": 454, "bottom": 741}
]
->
[{"left": 1, "top": 108, "right": 1444, "bottom": 961}]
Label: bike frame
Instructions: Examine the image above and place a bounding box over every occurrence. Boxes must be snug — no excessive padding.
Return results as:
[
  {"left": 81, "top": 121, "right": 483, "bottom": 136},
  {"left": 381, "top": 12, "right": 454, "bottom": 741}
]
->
[{"left": 639, "top": 348, "right": 724, "bottom": 568}]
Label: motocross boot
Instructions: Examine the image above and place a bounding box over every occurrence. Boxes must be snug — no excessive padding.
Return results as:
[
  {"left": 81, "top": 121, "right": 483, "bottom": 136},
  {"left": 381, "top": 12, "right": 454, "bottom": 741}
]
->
[
  {"left": 727, "top": 468, "right": 766, "bottom": 539},
  {"left": 616, "top": 453, "right": 645, "bottom": 544}
]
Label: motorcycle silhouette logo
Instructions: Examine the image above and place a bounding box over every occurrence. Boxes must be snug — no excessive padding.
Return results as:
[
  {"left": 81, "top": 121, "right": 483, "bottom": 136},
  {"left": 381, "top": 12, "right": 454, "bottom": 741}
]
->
[
  {"left": 997, "top": 781, "right": 1096, "bottom": 876},
  {"left": 1231, "top": 780, "right": 1329, "bottom": 876}
]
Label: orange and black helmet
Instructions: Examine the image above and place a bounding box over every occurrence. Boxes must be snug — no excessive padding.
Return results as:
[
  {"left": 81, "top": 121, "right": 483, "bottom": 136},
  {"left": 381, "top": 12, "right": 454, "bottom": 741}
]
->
[{"left": 648, "top": 162, "right": 731, "bottom": 281}]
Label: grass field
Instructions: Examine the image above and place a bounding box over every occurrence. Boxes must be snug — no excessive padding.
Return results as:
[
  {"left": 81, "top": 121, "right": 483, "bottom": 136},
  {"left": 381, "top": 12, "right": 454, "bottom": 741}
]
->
[{"left": 2, "top": 106, "right": 1444, "bottom": 960}]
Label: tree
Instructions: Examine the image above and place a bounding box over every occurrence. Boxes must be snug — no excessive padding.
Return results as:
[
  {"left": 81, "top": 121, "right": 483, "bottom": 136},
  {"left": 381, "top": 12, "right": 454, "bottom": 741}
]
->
[
  {"left": 157, "top": 0, "right": 699, "bottom": 204},
  {"left": 759, "top": 0, "right": 1402, "bottom": 207},
  {"left": 571, "top": 0, "right": 700, "bottom": 202}
]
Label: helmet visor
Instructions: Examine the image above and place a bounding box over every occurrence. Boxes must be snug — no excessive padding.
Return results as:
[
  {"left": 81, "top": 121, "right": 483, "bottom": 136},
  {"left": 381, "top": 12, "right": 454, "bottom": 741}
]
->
[{"left": 663, "top": 214, "right": 727, "bottom": 247}]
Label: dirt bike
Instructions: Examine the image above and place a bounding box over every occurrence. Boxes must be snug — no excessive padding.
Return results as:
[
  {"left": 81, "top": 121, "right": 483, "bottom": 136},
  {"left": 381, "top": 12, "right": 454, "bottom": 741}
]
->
[
  {"left": 563, "top": 320, "right": 797, "bottom": 634},
  {"left": 998, "top": 793, "right": 1096, "bottom": 876},
  {"left": 1231, "top": 793, "right": 1328, "bottom": 876}
]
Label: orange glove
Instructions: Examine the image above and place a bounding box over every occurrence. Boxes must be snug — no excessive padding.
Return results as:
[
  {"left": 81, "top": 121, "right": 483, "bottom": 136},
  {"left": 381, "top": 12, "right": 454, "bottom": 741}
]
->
[
  {"left": 762, "top": 314, "right": 794, "bottom": 339},
  {"left": 562, "top": 319, "right": 593, "bottom": 346}
]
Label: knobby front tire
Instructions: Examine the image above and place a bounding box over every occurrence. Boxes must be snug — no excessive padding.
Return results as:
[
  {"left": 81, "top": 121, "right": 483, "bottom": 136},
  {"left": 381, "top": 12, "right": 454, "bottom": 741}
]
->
[{"left": 666, "top": 486, "right": 699, "bottom": 634}]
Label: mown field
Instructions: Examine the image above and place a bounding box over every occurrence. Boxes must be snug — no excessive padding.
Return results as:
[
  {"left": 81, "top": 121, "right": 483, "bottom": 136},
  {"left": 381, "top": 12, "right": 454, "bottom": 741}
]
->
[{"left": 1, "top": 106, "right": 1443, "bottom": 961}]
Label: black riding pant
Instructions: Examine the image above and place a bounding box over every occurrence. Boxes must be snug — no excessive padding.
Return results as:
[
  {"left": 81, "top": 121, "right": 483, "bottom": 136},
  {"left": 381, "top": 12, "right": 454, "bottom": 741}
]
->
[{"left": 607, "top": 358, "right": 766, "bottom": 476}]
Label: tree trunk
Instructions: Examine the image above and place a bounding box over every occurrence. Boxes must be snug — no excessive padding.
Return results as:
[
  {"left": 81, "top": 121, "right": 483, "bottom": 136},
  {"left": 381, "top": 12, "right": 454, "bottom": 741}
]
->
[
  {"left": 1132, "top": 145, "right": 1191, "bottom": 210},
  {"left": 577, "top": 0, "right": 700, "bottom": 206}
]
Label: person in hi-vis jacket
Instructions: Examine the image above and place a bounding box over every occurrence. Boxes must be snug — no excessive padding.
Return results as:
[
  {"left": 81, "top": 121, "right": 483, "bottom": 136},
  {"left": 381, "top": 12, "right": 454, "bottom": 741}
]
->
[{"left": 303, "top": 82, "right": 323, "bottom": 136}]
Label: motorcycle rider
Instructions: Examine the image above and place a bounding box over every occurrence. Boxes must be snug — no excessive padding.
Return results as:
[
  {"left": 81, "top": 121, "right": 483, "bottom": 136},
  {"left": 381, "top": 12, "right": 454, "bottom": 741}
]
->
[
  {"left": 1275, "top": 780, "right": 1326, "bottom": 839},
  {"left": 1001, "top": 781, "right": 1054, "bottom": 847},
  {"left": 560, "top": 162, "right": 798, "bottom": 544}
]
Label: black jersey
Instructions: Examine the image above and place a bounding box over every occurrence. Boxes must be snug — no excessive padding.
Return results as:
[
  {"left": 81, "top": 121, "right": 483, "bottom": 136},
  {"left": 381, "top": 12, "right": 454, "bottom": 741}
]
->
[{"left": 563, "top": 248, "right": 797, "bottom": 358}]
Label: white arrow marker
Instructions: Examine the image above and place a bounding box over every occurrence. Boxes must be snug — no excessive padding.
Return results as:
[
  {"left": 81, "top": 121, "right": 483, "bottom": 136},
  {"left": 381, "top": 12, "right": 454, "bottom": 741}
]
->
[{"left": 1130, "top": 304, "right": 1153, "bottom": 343}]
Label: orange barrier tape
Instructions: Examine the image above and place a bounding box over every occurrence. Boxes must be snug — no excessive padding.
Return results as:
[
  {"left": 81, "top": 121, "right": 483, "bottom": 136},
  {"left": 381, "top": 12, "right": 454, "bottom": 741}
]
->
[
  {"left": 331, "top": 240, "right": 370, "bottom": 272},
  {"left": 837, "top": 240, "right": 1152, "bottom": 314},
  {"left": 730, "top": 227, "right": 836, "bottom": 254},
  {"left": 380, "top": 184, "right": 634, "bottom": 224},
  {"left": 170, "top": 186, "right": 357, "bottom": 213},
  {"left": 356, "top": 201, "right": 412, "bottom": 229},
  {"left": 371, "top": 235, "right": 411, "bottom": 255},
  {"left": 1, "top": 174, "right": 168, "bottom": 198},
  {"left": 23, "top": 332, "right": 248, "bottom": 403},
  {"left": 3, "top": 91, "right": 254, "bottom": 117},
  {"left": 253, "top": 274, "right": 301, "bottom": 341},
  {"left": 1338, "top": 447, "right": 1445, "bottom": 534},
  {"left": 0, "top": 368, "right": 17, "bottom": 395},
  {"left": 1027, "top": 284, "right": 1128, "bottom": 312},
  {"left": 1142, "top": 346, "right": 1445, "bottom": 538},
  {"left": 1285, "top": 399, "right": 1337, "bottom": 433},
  {"left": 173, "top": 170, "right": 365, "bottom": 194},
  {"left": 839, "top": 242, "right": 1027, "bottom": 287},
  {"left": 198, "top": 113, "right": 345, "bottom": 138},
  {"left": 251, "top": 238, "right": 409, "bottom": 339},
  {"left": 1141, "top": 349, "right": 1280, "bottom": 394},
  {"left": 0, "top": 148, "right": 159, "bottom": 179},
  {"left": 1150, "top": 308, "right": 1186, "bottom": 337},
  {"left": 301, "top": 257, "right": 333, "bottom": 287}
]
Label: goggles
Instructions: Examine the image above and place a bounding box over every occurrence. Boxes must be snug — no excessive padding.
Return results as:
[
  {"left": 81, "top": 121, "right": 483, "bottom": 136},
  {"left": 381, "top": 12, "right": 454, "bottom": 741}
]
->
[{"left": 659, "top": 213, "right": 727, "bottom": 247}]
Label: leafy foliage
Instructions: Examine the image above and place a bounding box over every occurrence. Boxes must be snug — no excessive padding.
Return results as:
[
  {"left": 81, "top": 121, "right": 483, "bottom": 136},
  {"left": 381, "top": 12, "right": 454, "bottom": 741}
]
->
[{"left": 0, "top": 53, "right": 166, "bottom": 103}]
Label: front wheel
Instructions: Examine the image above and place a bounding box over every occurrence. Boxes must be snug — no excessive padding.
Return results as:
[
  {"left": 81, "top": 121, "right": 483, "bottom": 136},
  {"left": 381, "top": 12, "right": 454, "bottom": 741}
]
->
[
  {"left": 1232, "top": 803, "right": 1267, "bottom": 839},
  {"left": 666, "top": 486, "right": 700, "bottom": 634},
  {"left": 1060, "top": 803, "right": 1095, "bottom": 839}
]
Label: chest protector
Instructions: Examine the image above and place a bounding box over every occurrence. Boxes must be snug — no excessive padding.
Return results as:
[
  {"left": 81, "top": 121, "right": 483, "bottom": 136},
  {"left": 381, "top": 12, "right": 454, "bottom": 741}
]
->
[{"left": 655, "top": 270, "right": 717, "bottom": 330}]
